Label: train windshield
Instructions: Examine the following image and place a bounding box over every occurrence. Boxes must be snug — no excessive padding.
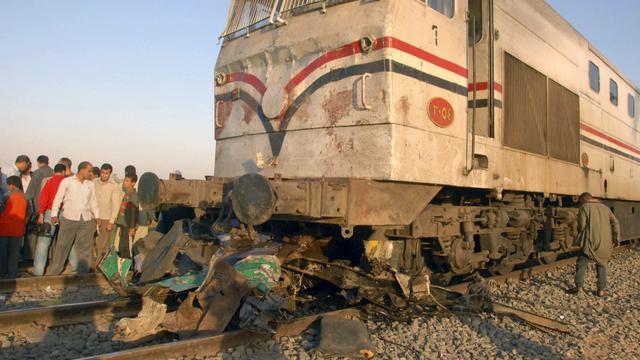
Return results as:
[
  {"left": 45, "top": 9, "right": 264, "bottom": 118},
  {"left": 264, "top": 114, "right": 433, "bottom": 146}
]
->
[
  {"left": 221, "top": 0, "right": 356, "bottom": 41},
  {"left": 221, "top": 0, "right": 278, "bottom": 40},
  {"left": 428, "top": 0, "right": 455, "bottom": 18}
]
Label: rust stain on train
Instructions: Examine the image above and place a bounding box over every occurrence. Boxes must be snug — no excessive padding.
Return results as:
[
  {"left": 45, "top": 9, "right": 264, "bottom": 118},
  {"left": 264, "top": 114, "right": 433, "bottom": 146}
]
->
[
  {"left": 323, "top": 89, "right": 352, "bottom": 127},
  {"left": 241, "top": 102, "right": 254, "bottom": 125},
  {"left": 215, "top": 101, "right": 233, "bottom": 139},
  {"left": 398, "top": 95, "right": 410, "bottom": 123},
  {"left": 335, "top": 136, "right": 355, "bottom": 153}
]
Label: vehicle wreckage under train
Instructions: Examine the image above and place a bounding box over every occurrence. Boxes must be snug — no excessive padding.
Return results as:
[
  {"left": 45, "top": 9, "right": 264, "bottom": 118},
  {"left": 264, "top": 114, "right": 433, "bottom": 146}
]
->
[{"left": 102, "top": 0, "right": 640, "bottom": 337}]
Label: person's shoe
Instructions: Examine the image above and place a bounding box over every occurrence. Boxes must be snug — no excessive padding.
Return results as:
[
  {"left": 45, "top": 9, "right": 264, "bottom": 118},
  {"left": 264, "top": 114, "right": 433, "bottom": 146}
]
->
[
  {"left": 569, "top": 287, "right": 585, "bottom": 296},
  {"left": 597, "top": 289, "right": 608, "bottom": 297}
]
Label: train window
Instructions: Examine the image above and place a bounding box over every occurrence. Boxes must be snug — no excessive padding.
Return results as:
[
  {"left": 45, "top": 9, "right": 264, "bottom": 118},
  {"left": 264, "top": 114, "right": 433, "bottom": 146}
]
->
[
  {"left": 221, "top": 0, "right": 279, "bottom": 40},
  {"left": 610, "top": 79, "right": 618, "bottom": 106},
  {"left": 428, "top": 0, "right": 455, "bottom": 18},
  {"left": 589, "top": 61, "right": 600, "bottom": 93},
  {"left": 468, "top": 0, "right": 482, "bottom": 43},
  {"left": 629, "top": 94, "right": 636, "bottom": 118}
]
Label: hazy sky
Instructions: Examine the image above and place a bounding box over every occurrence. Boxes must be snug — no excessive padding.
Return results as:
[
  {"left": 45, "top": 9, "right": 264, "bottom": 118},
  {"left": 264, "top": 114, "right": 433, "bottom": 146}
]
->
[{"left": 1, "top": 1, "right": 638, "bottom": 179}]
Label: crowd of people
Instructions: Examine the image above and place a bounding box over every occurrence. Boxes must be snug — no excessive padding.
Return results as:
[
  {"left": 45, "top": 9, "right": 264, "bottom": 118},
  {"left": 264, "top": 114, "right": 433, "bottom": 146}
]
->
[{"left": 0, "top": 155, "right": 154, "bottom": 278}]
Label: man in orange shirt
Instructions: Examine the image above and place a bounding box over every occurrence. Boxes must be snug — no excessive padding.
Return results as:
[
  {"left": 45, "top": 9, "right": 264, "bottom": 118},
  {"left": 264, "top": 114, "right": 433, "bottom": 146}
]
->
[{"left": 0, "top": 176, "right": 32, "bottom": 278}]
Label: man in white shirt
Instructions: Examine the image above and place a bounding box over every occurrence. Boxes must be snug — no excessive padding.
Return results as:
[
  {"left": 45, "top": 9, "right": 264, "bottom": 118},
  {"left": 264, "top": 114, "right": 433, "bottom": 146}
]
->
[
  {"left": 47, "top": 161, "right": 100, "bottom": 275},
  {"left": 93, "top": 163, "right": 121, "bottom": 268}
]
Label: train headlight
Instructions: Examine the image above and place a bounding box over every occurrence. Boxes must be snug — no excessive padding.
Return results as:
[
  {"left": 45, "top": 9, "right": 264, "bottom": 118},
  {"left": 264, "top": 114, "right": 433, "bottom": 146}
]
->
[
  {"left": 215, "top": 73, "right": 227, "bottom": 86},
  {"left": 360, "top": 36, "right": 375, "bottom": 53}
]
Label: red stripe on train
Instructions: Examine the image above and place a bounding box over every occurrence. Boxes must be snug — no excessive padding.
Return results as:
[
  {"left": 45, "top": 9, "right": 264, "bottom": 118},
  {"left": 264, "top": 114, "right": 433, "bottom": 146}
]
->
[
  {"left": 225, "top": 37, "right": 479, "bottom": 95},
  {"left": 468, "top": 82, "right": 503, "bottom": 94},
  {"left": 581, "top": 123, "right": 640, "bottom": 156},
  {"left": 285, "top": 36, "right": 468, "bottom": 92},
  {"left": 384, "top": 37, "right": 468, "bottom": 78},
  {"left": 226, "top": 73, "right": 267, "bottom": 95}
]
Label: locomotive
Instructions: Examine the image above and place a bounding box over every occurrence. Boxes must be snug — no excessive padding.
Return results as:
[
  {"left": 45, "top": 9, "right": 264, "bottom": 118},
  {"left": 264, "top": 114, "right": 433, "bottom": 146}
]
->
[{"left": 140, "top": 0, "right": 640, "bottom": 284}]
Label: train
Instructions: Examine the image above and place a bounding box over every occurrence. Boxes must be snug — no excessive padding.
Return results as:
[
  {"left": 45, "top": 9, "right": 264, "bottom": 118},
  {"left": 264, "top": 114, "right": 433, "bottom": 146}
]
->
[{"left": 140, "top": 0, "right": 640, "bottom": 285}]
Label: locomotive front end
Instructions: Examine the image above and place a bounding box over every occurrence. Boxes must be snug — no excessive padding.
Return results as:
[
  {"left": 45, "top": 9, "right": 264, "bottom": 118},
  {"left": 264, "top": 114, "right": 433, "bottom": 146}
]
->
[{"left": 214, "top": 0, "right": 395, "bottom": 180}]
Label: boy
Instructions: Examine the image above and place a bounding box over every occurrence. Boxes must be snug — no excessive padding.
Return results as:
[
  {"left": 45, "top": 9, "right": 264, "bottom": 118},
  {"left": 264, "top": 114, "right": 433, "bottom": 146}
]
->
[
  {"left": 115, "top": 173, "right": 139, "bottom": 259},
  {"left": 93, "top": 163, "right": 121, "bottom": 268},
  {"left": 0, "top": 176, "right": 32, "bottom": 278},
  {"left": 34, "top": 163, "right": 66, "bottom": 276}
]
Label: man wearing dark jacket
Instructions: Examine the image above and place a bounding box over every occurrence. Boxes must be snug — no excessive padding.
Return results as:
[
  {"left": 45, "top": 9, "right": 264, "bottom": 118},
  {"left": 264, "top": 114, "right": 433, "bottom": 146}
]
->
[
  {"left": 572, "top": 192, "right": 620, "bottom": 297},
  {"left": 25, "top": 155, "right": 54, "bottom": 259},
  {"left": 26, "top": 155, "right": 53, "bottom": 207}
]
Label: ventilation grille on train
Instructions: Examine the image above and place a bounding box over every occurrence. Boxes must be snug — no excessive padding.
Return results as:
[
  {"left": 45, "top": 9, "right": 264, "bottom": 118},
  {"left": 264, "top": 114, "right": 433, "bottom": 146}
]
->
[{"left": 504, "top": 53, "right": 580, "bottom": 164}]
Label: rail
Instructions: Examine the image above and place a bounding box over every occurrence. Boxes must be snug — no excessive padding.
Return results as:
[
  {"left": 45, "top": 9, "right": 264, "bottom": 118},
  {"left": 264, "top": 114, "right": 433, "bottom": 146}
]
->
[
  {"left": 0, "top": 273, "right": 109, "bottom": 293},
  {"left": 0, "top": 297, "right": 141, "bottom": 329},
  {"left": 279, "top": 0, "right": 326, "bottom": 14}
]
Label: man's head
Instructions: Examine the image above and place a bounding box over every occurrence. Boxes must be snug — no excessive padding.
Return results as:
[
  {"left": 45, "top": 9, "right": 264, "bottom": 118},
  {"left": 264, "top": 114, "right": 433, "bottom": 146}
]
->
[
  {"left": 579, "top": 192, "right": 593, "bottom": 204},
  {"left": 100, "top": 163, "right": 113, "bottom": 182},
  {"left": 123, "top": 173, "right": 138, "bottom": 191},
  {"left": 76, "top": 161, "right": 93, "bottom": 181},
  {"left": 53, "top": 164, "right": 66, "bottom": 175},
  {"left": 36, "top": 155, "right": 49, "bottom": 168},
  {"left": 90, "top": 167, "right": 100, "bottom": 180},
  {"left": 125, "top": 165, "right": 137, "bottom": 177},
  {"left": 6, "top": 176, "right": 22, "bottom": 192},
  {"left": 58, "top": 158, "right": 73, "bottom": 176},
  {"left": 15, "top": 155, "right": 31, "bottom": 174}
]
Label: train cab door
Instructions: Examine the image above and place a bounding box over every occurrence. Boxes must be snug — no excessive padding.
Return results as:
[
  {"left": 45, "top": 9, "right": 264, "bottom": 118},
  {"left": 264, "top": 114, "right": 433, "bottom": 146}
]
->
[{"left": 466, "top": 0, "right": 495, "bottom": 171}]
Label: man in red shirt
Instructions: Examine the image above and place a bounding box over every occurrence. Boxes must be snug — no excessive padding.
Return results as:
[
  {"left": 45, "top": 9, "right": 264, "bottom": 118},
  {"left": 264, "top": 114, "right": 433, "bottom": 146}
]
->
[
  {"left": 33, "top": 164, "right": 67, "bottom": 276},
  {"left": 0, "top": 176, "right": 32, "bottom": 278}
]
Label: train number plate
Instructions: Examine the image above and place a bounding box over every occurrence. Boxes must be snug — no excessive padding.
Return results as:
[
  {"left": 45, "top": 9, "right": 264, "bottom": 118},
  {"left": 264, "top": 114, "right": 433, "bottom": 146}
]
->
[{"left": 428, "top": 97, "right": 454, "bottom": 128}]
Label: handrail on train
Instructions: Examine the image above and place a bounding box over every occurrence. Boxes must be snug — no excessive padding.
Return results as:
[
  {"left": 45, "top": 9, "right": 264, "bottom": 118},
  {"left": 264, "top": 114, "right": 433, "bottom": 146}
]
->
[{"left": 220, "top": 0, "right": 359, "bottom": 41}]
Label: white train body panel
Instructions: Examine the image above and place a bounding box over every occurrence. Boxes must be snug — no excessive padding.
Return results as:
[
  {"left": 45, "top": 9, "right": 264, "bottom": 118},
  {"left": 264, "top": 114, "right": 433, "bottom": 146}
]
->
[{"left": 213, "top": 0, "right": 640, "bottom": 201}]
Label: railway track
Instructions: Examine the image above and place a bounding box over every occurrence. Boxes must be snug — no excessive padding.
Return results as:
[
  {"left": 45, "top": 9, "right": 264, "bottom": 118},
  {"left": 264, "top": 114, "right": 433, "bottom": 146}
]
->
[
  {"left": 1, "top": 244, "right": 635, "bottom": 359},
  {"left": 0, "top": 273, "right": 110, "bottom": 294},
  {"left": 0, "top": 297, "right": 140, "bottom": 331}
]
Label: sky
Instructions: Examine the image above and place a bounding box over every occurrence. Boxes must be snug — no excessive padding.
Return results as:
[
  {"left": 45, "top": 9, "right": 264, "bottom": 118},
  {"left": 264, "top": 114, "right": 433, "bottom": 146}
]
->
[
  {"left": 0, "top": 0, "right": 638, "bottom": 179},
  {"left": 0, "top": 0, "right": 229, "bottom": 179}
]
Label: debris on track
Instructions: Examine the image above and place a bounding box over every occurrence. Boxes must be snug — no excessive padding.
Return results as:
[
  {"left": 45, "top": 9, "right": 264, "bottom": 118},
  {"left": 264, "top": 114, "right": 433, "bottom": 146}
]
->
[{"left": 201, "top": 246, "right": 640, "bottom": 360}]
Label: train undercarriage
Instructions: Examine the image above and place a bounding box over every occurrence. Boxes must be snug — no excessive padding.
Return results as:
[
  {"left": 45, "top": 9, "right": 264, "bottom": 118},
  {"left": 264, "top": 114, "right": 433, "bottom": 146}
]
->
[{"left": 137, "top": 173, "right": 590, "bottom": 287}]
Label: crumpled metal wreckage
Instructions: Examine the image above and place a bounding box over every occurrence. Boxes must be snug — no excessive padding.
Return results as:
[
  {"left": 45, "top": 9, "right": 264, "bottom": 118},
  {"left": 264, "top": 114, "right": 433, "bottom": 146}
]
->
[
  {"left": 100, "top": 218, "right": 569, "bottom": 346},
  {"left": 100, "top": 219, "right": 288, "bottom": 340}
]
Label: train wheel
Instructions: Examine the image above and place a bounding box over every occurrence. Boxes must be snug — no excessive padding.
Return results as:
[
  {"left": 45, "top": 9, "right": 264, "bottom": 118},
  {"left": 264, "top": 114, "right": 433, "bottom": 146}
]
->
[{"left": 449, "top": 237, "right": 474, "bottom": 275}]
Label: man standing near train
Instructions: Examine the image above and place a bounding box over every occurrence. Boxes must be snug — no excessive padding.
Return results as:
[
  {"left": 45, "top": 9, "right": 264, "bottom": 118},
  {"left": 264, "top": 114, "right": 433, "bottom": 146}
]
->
[
  {"left": 572, "top": 192, "right": 620, "bottom": 297},
  {"left": 47, "top": 162, "right": 100, "bottom": 275}
]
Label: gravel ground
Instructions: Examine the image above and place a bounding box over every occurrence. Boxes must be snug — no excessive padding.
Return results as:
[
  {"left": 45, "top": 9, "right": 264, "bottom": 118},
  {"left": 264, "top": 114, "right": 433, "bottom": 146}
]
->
[
  {"left": 0, "top": 319, "right": 172, "bottom": 360},
  {"left": 1, "top": 247, "right": 638, "bottom": 359},
  {"left": 0, "top": 284, "right": 117, "bottom": 310}
]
